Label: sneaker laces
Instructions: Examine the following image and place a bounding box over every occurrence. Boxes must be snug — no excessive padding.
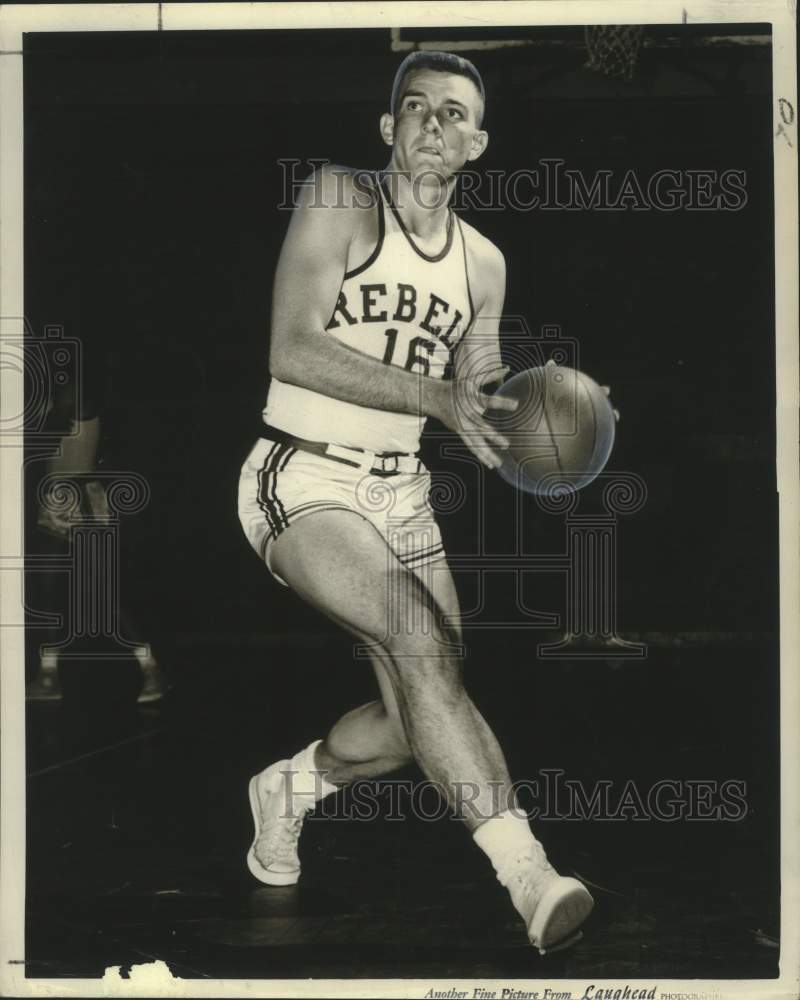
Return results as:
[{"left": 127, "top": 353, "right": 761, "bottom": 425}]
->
[
  {"left": 258, "top": 807, "right": 305, "bottom": 864},
  {"left": 524, "top": 839, "right": 555, "bottom": 874},
  {"left": 500, "top": 840, "right": 556, "bottom": 889}
]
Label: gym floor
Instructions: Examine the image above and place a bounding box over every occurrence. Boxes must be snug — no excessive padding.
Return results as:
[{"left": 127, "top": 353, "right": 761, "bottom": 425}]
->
[{"left": 25, "top": 635, "right": 779, "bottom": 981}]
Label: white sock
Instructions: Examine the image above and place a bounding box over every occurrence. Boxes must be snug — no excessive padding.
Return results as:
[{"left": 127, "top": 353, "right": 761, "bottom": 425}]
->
[
  {"left": 473, "top": 810, "right": 541, "bottom": 885},
  {"left": 132, "top": 645, "right": 156, "bottom": 668},
  {"left": 40, "top": 651, "right": 58, "bottom": 673},
  {"left": 284, "top": 739, "right": 338, "bottom": 811}
]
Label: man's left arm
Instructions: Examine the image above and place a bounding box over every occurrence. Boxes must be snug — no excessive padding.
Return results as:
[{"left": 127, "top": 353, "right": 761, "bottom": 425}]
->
[
  {"left": 444, "top": 239, "right": 513, "bottom": 468},
  {"left": 454, "top": 239, "right": 507, "bottom": 390}
]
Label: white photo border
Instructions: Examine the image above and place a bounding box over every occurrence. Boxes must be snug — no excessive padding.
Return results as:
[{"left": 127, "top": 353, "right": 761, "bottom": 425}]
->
[{"left": 1, "top": 2, "right": 797, "bottom": 998}]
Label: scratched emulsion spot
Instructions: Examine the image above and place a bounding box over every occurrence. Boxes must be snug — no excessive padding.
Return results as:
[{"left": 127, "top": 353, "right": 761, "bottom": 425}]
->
[{"left": 102, "top": 959, "right": 186, "bottom": 997}]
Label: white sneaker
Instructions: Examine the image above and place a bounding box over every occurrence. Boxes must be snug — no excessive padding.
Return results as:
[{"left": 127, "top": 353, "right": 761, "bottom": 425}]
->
[
  {"left": 247, "top": 760, "right": 308, "bottom": 886},
  {"left": 135, "top": 650, "right": 169, "bottom": 704},
  {"left": 503, "top": 842, "right": 594, "bottom": 954},
  {"left": 26, "top": 651, "right": 62, "bottom": 702},
  {"left": 26, "top": 668, "right": 62, "bottom": 702}
]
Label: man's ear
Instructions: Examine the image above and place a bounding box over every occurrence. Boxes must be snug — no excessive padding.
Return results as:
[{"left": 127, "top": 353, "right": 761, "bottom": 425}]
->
[
  {"left": 379, "top": 112, "right": 394, "bottom": 147},
  {"left": 467, "top": 130, "right": 489, "bottom": 162}
]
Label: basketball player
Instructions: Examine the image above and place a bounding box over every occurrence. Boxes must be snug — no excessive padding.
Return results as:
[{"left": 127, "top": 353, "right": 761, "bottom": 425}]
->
[
  {"left": 27, "top": 352, "right": 166, "bottom": 703},
  {"left": 238, "top": 51, "right": 594, "bottom": 953}
]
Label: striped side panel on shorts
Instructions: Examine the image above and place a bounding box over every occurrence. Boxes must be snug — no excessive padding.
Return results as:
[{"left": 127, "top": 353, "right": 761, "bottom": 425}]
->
[{"left": 256, "top": 442, "right": 296, "bottom": 538}]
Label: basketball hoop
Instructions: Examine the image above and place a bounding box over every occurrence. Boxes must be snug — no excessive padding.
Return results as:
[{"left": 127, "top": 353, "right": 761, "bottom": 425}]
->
[{"left": 584, "top": 25, "right": 645, "bottom": 81}]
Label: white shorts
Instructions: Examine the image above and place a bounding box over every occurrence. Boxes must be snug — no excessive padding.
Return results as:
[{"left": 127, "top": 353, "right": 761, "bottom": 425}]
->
[{"left": 237, "top": 436, "right": 447, "bottom": 587}]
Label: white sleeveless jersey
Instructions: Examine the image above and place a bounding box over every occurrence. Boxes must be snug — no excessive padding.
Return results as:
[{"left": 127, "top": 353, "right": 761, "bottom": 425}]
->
[{"left": 263, "top": 174, "right": 475, "bottom": 454}]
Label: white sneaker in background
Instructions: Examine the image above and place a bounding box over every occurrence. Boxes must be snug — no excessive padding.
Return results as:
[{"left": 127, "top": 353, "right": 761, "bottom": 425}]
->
[
  {"left": 26, "top": 651, "right": 62, "bottom": 702},
  {"left": 134, "top": 646, "right": 169, "bottom": 703}
]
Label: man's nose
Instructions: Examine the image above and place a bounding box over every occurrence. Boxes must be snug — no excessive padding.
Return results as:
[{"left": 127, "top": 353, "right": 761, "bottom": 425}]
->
[{"left": 422, "top": 113, "right": 441, "bottom": 135}]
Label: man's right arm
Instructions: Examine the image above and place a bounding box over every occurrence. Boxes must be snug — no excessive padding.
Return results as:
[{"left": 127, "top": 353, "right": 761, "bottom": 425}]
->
[
  {"left": 268, "top": 166, "right": 515, "bottom": 464},
  {"left": 269, "top": 166, "right": 445, "bottom": 417}
]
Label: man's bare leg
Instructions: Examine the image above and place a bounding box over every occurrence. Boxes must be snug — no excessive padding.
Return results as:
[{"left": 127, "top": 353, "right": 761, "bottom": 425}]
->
[
  {"left": 270, "top": 510, "right": 514, "bottom": 825},
  {"left": 252, "top": 509, "right": 593, "bottom": 951},
  {"left": 316, "top": 696, "right": 411, "bottom": 782}
]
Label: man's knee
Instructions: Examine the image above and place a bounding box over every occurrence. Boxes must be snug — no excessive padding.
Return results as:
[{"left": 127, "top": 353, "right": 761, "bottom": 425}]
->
[
  {"left": 382, "top": 620, "right": 459, "bottom": 659},
  {"left": 384, "top": 583, "right": 459, "bottom": 646},
  {"left": 356, "top": 582, "right": 457, "bottom": 654},
  {"left": 379, "top": 624, "right": 464, "bottom": 700}
]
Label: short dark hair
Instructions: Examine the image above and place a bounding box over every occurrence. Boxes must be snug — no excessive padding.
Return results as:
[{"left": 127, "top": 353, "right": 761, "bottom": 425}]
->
[{"left": 390, "top": 51, "right": 486, "bottom": 125}]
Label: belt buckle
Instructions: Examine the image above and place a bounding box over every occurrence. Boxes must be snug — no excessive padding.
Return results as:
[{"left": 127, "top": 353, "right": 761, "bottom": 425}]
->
[{"left": 376, "top": 454, "right": 399, "bottom": 474}]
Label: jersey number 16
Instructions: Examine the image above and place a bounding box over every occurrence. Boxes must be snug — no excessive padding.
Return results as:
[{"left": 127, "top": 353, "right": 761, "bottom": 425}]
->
[{"left": 382, "top": 329, "right": 437, "bottom": 377}]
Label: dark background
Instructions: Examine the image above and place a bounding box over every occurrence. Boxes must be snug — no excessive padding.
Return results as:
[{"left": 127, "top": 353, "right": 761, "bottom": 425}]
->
[{"left": 23, "top": 26, "right": 780, "bottom": 980}]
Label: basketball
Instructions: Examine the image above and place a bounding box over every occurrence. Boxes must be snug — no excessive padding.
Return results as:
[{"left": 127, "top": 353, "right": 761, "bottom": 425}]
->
[{"left": 489, "top": 365, "right": 616, "bottom": 495}]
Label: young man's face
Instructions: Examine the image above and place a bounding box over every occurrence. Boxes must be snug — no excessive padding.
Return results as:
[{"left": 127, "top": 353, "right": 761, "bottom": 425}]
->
[{"left": 381, "top": 68, "right": 488, "bottom": 183}]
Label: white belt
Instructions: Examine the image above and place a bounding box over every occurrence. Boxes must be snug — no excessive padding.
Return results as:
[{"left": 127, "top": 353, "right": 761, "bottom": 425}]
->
[{"left": 325, "top": 443, "right": 424, "bottom": 475}]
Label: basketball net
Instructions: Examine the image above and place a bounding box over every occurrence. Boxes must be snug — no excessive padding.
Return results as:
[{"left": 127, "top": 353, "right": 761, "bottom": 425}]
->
[{"left": 584, "top": 25, "right": 645, "bottom": 81}]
